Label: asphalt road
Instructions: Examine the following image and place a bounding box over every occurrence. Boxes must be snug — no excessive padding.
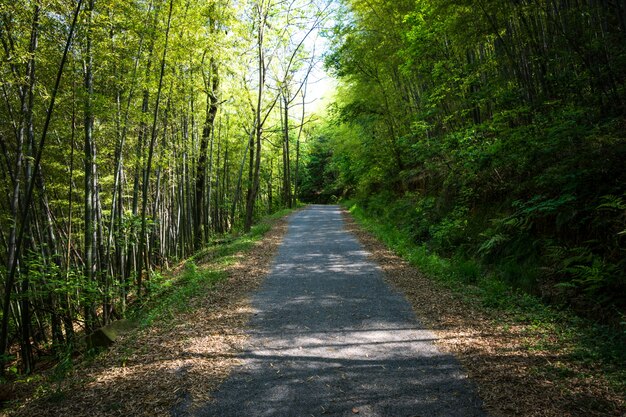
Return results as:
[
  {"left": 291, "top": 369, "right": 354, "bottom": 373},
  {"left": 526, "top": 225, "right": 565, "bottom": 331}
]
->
[{"left": 196, "top": 205, "right": 486, "bottom": 417}]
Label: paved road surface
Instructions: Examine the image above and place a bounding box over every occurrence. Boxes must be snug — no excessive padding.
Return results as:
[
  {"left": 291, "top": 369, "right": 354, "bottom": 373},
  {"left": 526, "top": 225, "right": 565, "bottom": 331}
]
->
[{"left": 196, "top": 205, "right": 486, "bottom": 416}]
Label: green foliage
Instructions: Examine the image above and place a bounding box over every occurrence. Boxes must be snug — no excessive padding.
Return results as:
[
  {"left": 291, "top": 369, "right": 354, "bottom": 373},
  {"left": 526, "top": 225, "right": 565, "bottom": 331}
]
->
[
  {"left": 136, "top": 262, "right": 225, "bottom": 327},
  {"left": 312, "top": 0, "right": 626, "bottom": 324},
  {"left": 0, "top": 0, "right": 325, "bottom": 376},
  {"left": 0, "top": 354, "right": 18, "bottom": 382},
  {"left": 250, "top": 222, "right": 271, "bottom": 237},
  {"left": 450, "top": 256, "right": 481, "bottom": 285},
  {"left": 51, "top": 347, "right": 75, "bottom": 382},
  {"left": 428, "top": 205, "right": 470, "bottom": 252},
  {"left": 347, "top": 200, "right": 626, "bottom": 391},
  {"left": 135, "top": 208, "right": 290, "bottom": 327}
]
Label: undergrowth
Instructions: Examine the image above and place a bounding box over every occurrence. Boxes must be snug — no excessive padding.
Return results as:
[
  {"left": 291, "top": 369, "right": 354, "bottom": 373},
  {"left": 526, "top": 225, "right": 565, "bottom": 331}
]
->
[
  {"left": 2, "top": 207, "right": 297, "bottom": 415},
  {"left": 130, "top": 207, "right": 295, "bottom": 328},
  {"left": 345, "top": 200, "right": 626, "bottom": 395},
  {"left": 6, "top": 208, "right": 296, "bottom": 402}
]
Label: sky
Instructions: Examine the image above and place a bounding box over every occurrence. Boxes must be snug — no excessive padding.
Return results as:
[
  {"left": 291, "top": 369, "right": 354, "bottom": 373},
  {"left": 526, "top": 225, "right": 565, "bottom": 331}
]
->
[
  {"left": 306, "top": 59, "right": 337, "bottom": 112},
  {"left": 301, "top": 3, "right": 339, "bottom": 114}
]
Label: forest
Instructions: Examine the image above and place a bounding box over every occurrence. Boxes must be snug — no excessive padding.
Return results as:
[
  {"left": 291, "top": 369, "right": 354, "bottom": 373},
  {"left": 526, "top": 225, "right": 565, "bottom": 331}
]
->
[
  {"left": 1, "top": 0, "right": 625, "bottom": 387},
  {"left": 0, "top": 0, "right": 329, "bottom": 377},
  {"left": 300, "top": 0, "right": 626, "bottom": 326}
]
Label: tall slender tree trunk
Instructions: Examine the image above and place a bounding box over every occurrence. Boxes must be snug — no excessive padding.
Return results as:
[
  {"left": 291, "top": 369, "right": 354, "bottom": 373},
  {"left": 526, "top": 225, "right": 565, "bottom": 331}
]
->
[
  {"left": 128, "top": 1, "right": 159, "bottom": 287},
  {"left": 108, "top": 3, "right": 149, "bottom": 303},
  {"left": 83, "top": 0, "right": 98, "bottom": 333},
  {"left": 195, "top": 58, "right": 219, "bottom": 248},
  {"left": 293, "top": 89, "right": 306, "bottom": 206},
  {"left": 138, "top": 0, "right": 173, "bottom": 296},
  {"left": 231, "top": 131, "right": 251, "bottom": 226},
  {"left": 281, "top": 92, "right": 291, "bottom": 208},
  {"left": 63, "top": 98, "right": 77, "bottom": 345},
  {"left": 245, "top": 1, "right": 267, "bottom": 232},
  {"left": 1, "top": 4, "right": 39, "bottom": 375}
]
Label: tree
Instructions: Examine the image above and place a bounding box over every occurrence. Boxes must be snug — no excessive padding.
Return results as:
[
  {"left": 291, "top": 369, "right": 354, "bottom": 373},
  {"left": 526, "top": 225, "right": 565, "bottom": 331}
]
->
[
  {"left": 313, "top": 0, "right": 626, "bottom": 321},
  {"left": 0, "top": 0, "right": 325, "bottom": 375}
]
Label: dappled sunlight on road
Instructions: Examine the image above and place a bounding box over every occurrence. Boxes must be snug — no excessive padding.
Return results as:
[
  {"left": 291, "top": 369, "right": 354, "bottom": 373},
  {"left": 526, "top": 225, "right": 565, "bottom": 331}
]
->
[{"left": 200, "top": 205, "right": 485, "bottom": 417}]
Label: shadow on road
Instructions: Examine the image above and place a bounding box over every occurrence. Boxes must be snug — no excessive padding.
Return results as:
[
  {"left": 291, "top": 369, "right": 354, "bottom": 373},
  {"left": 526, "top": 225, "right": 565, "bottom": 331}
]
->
[{"left": 193, "top": 205, "right": 486, "bottom": 417}]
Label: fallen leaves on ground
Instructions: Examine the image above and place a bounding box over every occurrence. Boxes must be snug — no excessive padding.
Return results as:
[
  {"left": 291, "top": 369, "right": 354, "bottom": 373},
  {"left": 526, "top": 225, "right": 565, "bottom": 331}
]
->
[
  {"left": 6, "top": 217, "right": 290, "bottom": 417},
  {"left": 7, "top": 208, "right": 623, "bottom": 417},
  {"left": 342, "top": 210, "right": 625, "bottom": 417}
]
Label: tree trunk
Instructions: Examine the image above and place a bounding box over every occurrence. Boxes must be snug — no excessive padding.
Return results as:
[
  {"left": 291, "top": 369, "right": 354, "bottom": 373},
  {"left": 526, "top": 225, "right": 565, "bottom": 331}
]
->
[
  {"left": 84, "top": 0, "right": 97, "bottom": 333},
  {"left": 195, "top": 58, "right": 219, "bottom": 248},
  {"left": 245, "top": 1, "right": 267, "bottom": 232},
  {"left": 282, "top": 92, "right": 292, "bottom": 208},
  {"left": 138, "top": 0, "right": 173, "bottom": 296}
]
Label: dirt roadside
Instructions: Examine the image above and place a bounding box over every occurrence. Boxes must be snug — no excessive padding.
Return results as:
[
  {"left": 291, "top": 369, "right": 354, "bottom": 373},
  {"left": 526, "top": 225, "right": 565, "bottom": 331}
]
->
[
  {"left": 342, "top": 209, "right": 625, "bottom": 417},
  {"left": 5, "top": 208, "right": 623, "bottom": 417},
  {"left": 5, "top": 216, "right": 290, "bottom": 417}
]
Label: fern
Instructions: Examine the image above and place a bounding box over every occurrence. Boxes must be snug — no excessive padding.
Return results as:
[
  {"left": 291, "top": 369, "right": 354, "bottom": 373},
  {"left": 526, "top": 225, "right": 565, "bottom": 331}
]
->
[{"left": 478, "top": 233, "right": 509, "bottom": 256}]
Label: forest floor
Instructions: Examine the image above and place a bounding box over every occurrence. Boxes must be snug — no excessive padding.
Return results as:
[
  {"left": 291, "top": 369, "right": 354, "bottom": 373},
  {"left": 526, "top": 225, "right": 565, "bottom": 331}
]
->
[
  {"left": 3, "top": 214, "right": 291, "bottom": 417},
  {"left": 342, "top": 211, "right": 626, "bottom": 417},
  {"left": 3, "top": 205, "right": 624, "bottom": 417}
]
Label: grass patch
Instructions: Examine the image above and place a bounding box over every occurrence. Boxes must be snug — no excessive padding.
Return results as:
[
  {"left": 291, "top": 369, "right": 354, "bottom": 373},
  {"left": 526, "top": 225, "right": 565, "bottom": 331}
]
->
[
  {"left": 135, "top": 262, "right": 227, "bottom": 327},
  {"left": 345, "top": 200, "right": 626, "bottom": 396},
  {"left": 131, "top": 209, "right": 297, "bottom": 328}
]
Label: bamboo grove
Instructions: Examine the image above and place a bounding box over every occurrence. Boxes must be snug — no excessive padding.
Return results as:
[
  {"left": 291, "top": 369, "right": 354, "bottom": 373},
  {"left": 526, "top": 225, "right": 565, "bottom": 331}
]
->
[
  {"left": 303, "top": 0, "right": 626, "bottom": 322},
  {"left": 0, "top": 0, "right": 328, "bottom": 375}
]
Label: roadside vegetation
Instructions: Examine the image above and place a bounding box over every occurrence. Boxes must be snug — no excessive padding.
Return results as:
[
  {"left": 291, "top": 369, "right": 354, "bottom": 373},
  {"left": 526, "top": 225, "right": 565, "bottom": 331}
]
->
[
  {"left": 348, "top": 202, "right": 625, "bottom": 391},
  {"left": 299, "top": 0, "right": 625, "bottom": 350},
  {"left": 0, "top": 0, "right": 327, "bottom": 379},
  {"left": 344, "top": 205, "right": 625, "bottom": 416},
  {"left": 1, "top": 209, "right": 293, "bottom": 415},
  {"left": 297, "top": 0, "right": 625, "bottom": 411}
]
